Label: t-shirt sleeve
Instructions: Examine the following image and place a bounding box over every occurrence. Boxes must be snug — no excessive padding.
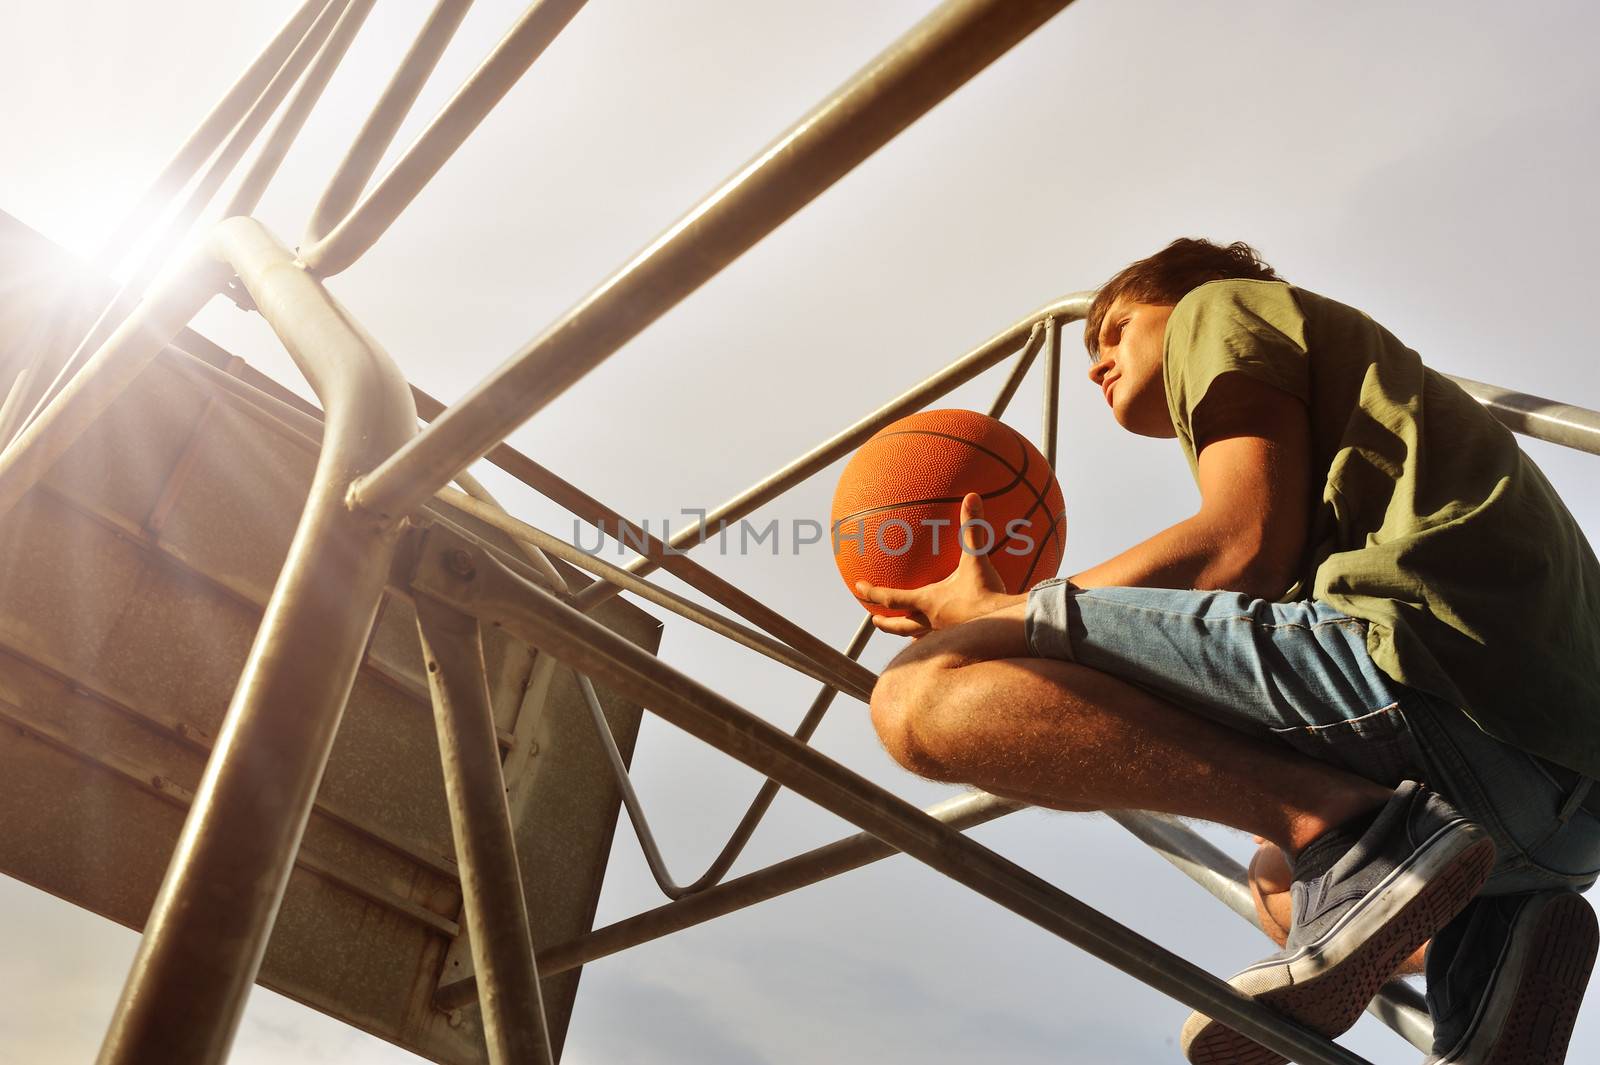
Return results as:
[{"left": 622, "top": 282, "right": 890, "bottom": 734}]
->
[{"left": 1163, "top": 279, "right": 1311, "bottom": 463}]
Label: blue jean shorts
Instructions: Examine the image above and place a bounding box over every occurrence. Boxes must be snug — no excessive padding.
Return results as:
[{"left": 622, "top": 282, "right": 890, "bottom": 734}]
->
[{"left": 1024, "top": 581, "right": 1600, "bottom": 895}]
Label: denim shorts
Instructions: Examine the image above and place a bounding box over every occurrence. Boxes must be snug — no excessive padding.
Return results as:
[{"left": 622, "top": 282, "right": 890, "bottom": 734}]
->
[{"left": 1024, "top": 581, "right": 1600, "bottom": 895}]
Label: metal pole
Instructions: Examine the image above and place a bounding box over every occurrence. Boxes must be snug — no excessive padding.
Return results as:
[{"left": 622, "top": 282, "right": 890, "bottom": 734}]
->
[
  {"left": 96, "top": 218, "right": 416, "bottom": 1065},
  {"left": 569, "top": 293, "right": 1091, "bottom": 613},
  {"left": 580, "top": 307, "right": 1062, "bottom": 901},
  {"left": 434, "top": 485, "right": 877, "bottom": 701},
  {"left": 348, "top": 0, "right": 1082, "bottom": 520},
  {"left": 1107, "top": 812, "right": 1434, "bottom": 1053},
  {"left": 223, "top": 0, "right": 378, "bottom": 218},
  {"left": 985, "top": 321, "right": 1046, "bottom": 418},
  {"left": 634, "top": 616, "right": 877, "bottom": 898},
  {"left": 8, "top": 0, "right": 349, "bottom": 451},
  {"left": 301, "top": 0, "right": 588, "bottom": 273},
  {"left": 407, "top": 527, "right": 1373, "bottom": 1065},
  {"left": 0, "top": 254, "right": 229, "bottom": 518},
  {"left": 304, "top": 0, "right": 477, "bottom": 244},
  {"left": 1041, "top": 315, "right": 1061, "bottom": 468},
  {"left": 416, "top": 598, "right": 554, "bottom": 1065},
  {"left": 1447, "top": 373, "right": 1600, "bottom": 457},
  {"left": 94, "top": 0, "right": 332, "bottom": 269},
  {"left": 450, "top": 469, "right": 569, "bottom": 592},
  {"left": 439, "top": 788, "right": 1025, "bottom": 1009}
]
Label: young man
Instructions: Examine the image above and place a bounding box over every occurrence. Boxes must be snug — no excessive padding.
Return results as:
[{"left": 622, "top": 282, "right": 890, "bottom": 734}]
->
[{"left": 856, "top": 239, "right": 1600, "bottom": 1064}]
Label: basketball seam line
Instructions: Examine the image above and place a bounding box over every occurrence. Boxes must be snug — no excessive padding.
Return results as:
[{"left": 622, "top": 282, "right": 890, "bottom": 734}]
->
[
  {"left": 881, "top": 428, "right": 1060, "bottom": 573},
  {"left": 837, "top": 426, "right": 1064, "bottom": 585}
]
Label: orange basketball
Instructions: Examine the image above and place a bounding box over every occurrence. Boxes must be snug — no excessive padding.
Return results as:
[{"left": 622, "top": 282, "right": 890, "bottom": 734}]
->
[{"left": 831, "top": 409, "right": 1066, "bottom": 616}]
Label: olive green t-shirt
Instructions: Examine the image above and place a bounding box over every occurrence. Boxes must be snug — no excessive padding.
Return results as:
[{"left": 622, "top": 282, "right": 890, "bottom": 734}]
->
[{"left": 1163, "top": 278, "right": 1600, "bottom": 778}]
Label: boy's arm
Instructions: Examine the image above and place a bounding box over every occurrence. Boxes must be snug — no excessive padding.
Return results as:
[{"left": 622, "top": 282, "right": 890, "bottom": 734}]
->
[
  {"left": 853, "top": 372, "right": 1312, "bottom": 647},
  {"left": 1068, "top": 372, "right": 1311, "bottom": 601}
]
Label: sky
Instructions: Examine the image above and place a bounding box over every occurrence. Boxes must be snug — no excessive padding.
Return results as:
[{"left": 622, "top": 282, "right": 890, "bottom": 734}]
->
[{"left": 3, "top": 0, "right": 1600, "bottom": 1062}]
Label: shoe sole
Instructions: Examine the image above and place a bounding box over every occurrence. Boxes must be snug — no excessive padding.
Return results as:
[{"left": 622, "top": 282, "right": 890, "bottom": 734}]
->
[
  {"left": 1181, "top": 826, "right": 1496, "bottom": 1065},
  {"left": 1440, "top": 891, "right": 1598, "bottom": 1065}
]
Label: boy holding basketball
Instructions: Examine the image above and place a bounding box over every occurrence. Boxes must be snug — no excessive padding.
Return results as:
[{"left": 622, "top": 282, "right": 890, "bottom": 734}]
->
[{"left": 856, "top": 238, "right": 1600, "bottom": 1064}]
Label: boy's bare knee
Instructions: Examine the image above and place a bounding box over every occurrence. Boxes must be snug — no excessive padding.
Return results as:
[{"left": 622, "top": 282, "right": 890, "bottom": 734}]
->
[{"left": 870, "top": 656, "right": 953, "bottom": 778}]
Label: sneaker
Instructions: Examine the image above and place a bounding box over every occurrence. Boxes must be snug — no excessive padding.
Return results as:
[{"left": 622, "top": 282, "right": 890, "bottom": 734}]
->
[
  {"left": 1180, "top": 780, "right": 1496, "bottom": 1065},
  {"left": 1423, "top": 890, "right": 1597, "bottom": 1065}
]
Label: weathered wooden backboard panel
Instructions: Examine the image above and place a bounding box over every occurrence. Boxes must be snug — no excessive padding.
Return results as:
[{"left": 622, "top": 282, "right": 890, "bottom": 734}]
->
[{"left": 0, "top": 212, "right": 662, "bottom": 1063}]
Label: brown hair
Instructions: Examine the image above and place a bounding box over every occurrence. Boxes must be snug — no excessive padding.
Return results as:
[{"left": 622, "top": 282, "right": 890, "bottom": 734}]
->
[{"left": 1084, "top": 238, "right": 1281, "bottom": 358}]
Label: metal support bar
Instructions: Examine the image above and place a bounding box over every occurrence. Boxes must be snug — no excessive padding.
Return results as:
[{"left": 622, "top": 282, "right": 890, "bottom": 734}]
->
[
  {"left": 95, "top": 218, "right": 416, "bottom": 1065},
  {"left": 305, "top": 0, "right": 477, "bottom": 243},
  {"left": 415, "top": 597, "right": 554, "bottom": 1065},
  {"left": 449, "top": 469, "right": 569, "bottom": 592},
  {"left": 7, "top": 0, "right": 348, "bottom": 452},
  {"left": 615, "top": 615, "right": 875, "bottom": 900},
  {"left": 576, "top": 618, "right": 875, "bottom": 901},
  {"left": 94, "top": 0, "right": 332, "bottom": 268},
  {"left": 0, "top": 254, "right": 229, "bottom": 519},
  {"left": 224, "top": 0, "right": 378, "bottom": 217},
  {"left": 985, "top": 320, "right": 1046, "bottom": 418},
  {"left": 1107, "top": 812, "right": 1434, "bottom": 1053},
  {"left": 434, "top": 484, "right": 876, "bottom": 701},
  {"left": 573, "top": 304, "right": 1059, "bottom": 902},
  {"left": 438, "top": 788, "right": 1025, "bottom": 1009},
  {"left": 348, "top": 0, "right": 1081, "bottom": 520},
  {"left": 407, "top": 525, "right": 1373, "bottom": 1065},
  {"left": 301, "top": 0, "right": 588, "bottom": 273},
  {"left": 1042, "top": 315, "right": 1061, "bottom": 468},
  {"left": 1447, "top": 373, "right": 1600, "bottom": 457},
  {"left": 569, "top": 293, "right": 1092, "bottom": 613}
]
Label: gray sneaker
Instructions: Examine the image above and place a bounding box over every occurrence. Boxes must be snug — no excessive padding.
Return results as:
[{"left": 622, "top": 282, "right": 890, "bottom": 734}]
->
[
  {"left": 1181, "top": 780, "right": 1496, "bottom": 1065},
  {"left": 1423, "top": 890, "right": 1597, "bottom": 1065}
]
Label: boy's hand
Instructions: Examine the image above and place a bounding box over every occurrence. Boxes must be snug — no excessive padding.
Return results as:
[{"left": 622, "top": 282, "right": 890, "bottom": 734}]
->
[{"left": 854, "top": 493, "right": 1018, "bottom": 638}]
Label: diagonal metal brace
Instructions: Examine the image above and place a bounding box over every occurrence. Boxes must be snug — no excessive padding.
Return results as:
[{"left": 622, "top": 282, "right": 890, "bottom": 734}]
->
[{"left": 402, "top": 521, "right": 1376, "bottom": 1065}]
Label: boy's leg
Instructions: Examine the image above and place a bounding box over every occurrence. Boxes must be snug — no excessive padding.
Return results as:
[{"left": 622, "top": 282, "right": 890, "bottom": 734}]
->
[
  {"left": 1422, "top": 890, "right": 1598, "bottom": 1065},
  {"left": 868, "top": 583, "right": 1496, "bottom": 1065},
  {"left": 871, "top": 637, "right": 1393, "bottom": 856},
  {"left": 1249, "top": 839, "right": 1427, "bottom": 974}
]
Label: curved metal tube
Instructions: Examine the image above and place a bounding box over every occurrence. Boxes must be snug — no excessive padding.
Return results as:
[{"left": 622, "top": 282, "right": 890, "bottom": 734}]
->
[
  {"left": 571, "top": 293, "right": 1091, "bottom": 612},
  {"left": 578, "top": 311, "right": 1067, "bottom": 901},
  {"left": 576, "top": 616, "right": 874, "bottom": 901},
  {"left": 96, "top": 217, "right": 417, "bottom": 1065},
  {"left": 348, "top": 0, "right": 1081, "bottom": 520}
]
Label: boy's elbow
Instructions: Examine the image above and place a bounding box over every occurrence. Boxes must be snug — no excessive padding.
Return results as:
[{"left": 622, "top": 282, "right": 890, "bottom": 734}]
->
[{"left": 1206, "top": 538, "right": 1301, "bottom": 601}]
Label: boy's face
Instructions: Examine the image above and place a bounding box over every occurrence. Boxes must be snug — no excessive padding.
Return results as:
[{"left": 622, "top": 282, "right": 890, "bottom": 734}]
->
[{"left": 1087, "top": 296, "right": 1177, "bottom": 438}]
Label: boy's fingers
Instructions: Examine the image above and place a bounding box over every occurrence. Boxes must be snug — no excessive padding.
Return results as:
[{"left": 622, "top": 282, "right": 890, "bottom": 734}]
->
[
  {"left": 871, "top": 613, "right": 931, "bottom": 638},
  {"left": 855, "top": 579, "right": 920, "bottom": 611},
  {"left": 959, "top": 492, "right": 990, "bottom": 556}
]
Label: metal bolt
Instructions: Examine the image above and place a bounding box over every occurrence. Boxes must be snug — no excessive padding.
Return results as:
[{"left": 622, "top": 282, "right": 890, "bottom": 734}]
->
[
  {"left": 442, "top": 549, "right": 476, "bottom": 579},
  {"left": 447, "top": 1009, "right": 464, "bottom": 1029}
]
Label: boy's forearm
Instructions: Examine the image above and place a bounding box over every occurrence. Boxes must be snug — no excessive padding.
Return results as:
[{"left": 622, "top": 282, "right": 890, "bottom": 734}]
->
[{"left": 1065, "top": 512, "right": 1282, "bottom": 598}]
